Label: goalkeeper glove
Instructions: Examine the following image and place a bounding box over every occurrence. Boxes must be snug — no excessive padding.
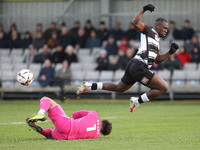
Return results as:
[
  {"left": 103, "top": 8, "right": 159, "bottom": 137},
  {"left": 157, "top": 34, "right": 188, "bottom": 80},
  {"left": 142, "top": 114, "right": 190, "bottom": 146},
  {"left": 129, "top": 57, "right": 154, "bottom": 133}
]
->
[
  {"left": 169, "top": 43, "right": 179, "bottom": 54},
  {"left": 143, "top": 4, "right": 155, "bottom": 12}
]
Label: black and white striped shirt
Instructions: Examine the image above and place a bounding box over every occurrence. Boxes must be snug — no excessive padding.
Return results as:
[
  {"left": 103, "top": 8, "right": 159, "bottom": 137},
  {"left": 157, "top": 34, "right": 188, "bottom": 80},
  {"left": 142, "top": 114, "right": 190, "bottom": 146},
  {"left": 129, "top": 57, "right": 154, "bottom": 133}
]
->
[{"left": 134, "top": 24, "right": 160, "bottom": 69}]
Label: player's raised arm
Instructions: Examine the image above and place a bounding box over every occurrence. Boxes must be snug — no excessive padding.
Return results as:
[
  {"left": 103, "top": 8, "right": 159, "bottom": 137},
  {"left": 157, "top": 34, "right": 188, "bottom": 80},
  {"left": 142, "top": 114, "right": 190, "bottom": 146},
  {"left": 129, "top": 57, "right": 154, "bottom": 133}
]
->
[{"left": 132, "top": 4, "right": 155, "bottom": 32}]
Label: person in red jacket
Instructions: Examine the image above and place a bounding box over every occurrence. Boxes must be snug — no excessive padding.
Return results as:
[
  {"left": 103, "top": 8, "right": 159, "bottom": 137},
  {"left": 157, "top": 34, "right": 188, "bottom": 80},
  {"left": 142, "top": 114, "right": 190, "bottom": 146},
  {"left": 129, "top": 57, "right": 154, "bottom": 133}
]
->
[{"left": 176, "top": 46, "right": 191, "bottom": 67}]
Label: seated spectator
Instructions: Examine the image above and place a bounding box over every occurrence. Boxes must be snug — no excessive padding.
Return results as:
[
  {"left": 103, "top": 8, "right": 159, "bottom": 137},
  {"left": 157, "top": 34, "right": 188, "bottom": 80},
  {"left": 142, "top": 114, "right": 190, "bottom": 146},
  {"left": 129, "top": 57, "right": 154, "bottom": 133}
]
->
[
  {"left": 23, "top": 44, "right": 36, "bottom": 66},
  {"left": 110, "top": 22, "right": 124, "bottom": 41},
  {"left": 65, "top": 45, "right": 78, "bottom": 65},
  {"left": 43, "top": 21, "right": 59, "bottom": 42},
  {"left": 190, "top": 47, "right": 200, "bottom": 64},
  {"left": 117, "top": 49, "right": 126, "bottom": 65},
  {"left": 0, "top": 31, "right": 7, "bottom": 48},
  {"left": 184, "top": 35, "right": 200, "bottom": 54},
  {"left": 163, "top": 53, "right": 181, "bottom": 72},
  {"left": 84, "top": 20, "right": 96, "bottom": 39},
  {"left": 37, "top": 59, "right": 55, "bottom": 87},
  {"left": 7, "top": 23, "right": 21, "bottom": 40},
  {"left": 59, "top": 27, "right": 73, "bottom": 49},
  {"left": 105, "top": 35, "right": 118, "bottom": 56},
  {"left": 95, "top": 49, "right": 109, "bottom": 71},
  {"left": 34, "top": 44, "right": 51, "bottom": 64},
  {"left": 8, "top": 30, "right": 21, "bottom": 49},
  {"left": 151, "top": 62, "right": 163, "bottom": 71},
  {"left": 0, "top": 24, "right": 7, "bottom": 38},
  {"left": 176, "top": 46, "right": 191, "bottom": 67},
  {"left": 119, "top": 48, "right": 134, "bottom": 70},
  {"left": 22, "top": 31, "right": 32, "bottom": 49},
  {"left": 51, "top": 45, "right": 65, "bottom": 64},
  {"left": 124, "top": 22, "right": 140, "bottom": 41},
  {"left": 119, "top": 36, "right": 131, "bottom": 52},
  {"left": 97, "top": 21, "right": 110, "bottom": 44},
  {"left": 74, "top": 28, "right": 87, "bottom": 50},
  {"left": 47, "top": 32, "right": 59, "bottom": 49},
  {"left": 58, "top": 22, "right": 66, "bottom": 36},
  {"left": 85, "top": 30, "right": 101, "bottom": 52},
  {"left": 32, "top": 31, "right": 45, "bottom": 51},
  {"left": 70, "top": 21, "right": 80, "bottom": 39},
  {"left": 107, "top": 56, "right": 120, "bottom": 71},
  {"left": 164, "top": 21, "right": 181, "bottom": 41},
  {"left": 180, "top": 20, "right": 195, "bottom": 40},
  {"left": 32, "top": 23, "right": 43, "bottom": 39}
]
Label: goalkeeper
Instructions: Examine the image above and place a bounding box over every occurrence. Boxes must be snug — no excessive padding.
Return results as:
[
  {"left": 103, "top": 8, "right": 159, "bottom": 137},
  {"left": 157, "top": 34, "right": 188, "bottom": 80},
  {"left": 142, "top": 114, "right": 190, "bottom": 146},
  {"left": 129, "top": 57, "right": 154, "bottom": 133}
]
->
[{"left": 77, "top": 4, "right": 179, "bottom": 112}]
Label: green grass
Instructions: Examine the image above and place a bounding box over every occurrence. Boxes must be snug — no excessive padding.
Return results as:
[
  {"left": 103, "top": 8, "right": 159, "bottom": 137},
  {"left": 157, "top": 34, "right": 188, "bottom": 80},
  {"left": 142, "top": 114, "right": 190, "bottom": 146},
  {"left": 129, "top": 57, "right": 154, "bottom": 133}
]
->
[{"left": 0, "top": 99, "right": 200, "bottom": 150}]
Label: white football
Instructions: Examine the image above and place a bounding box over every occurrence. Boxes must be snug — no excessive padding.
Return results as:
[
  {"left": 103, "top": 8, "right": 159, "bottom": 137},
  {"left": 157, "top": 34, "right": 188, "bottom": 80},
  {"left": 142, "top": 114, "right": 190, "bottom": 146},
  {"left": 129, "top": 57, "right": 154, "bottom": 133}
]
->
[{"left": 17, "top": 69, "right": 34, "bottom": 86}]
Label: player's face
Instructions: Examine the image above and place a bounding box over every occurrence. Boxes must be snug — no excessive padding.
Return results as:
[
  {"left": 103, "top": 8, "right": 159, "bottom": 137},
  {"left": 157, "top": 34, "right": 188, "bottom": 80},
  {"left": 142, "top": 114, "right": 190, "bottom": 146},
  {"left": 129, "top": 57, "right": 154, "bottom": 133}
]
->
[{"left": 157, "top": 21, "right": 168, "bottom": 37}]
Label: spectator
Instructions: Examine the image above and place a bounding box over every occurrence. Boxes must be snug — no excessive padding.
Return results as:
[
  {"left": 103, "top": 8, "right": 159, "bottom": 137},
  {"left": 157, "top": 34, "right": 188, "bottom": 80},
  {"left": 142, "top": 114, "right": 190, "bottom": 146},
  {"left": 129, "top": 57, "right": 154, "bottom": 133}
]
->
[
  {"left": 37, "top": 59, "right": 55, "bottom": 87},
  {"left": 180, "top": 20, "right": 195, "bottom": 40},
  {"left": 85, "top": 30, "right": 101, "bottom": 53},
  {"left": 70, "top": 21, "right": 80, "bottom": 39},
  {"left": 23, "top": 44, "right": 36, "bottom": 66},
  {"left": 74, "top": 28, "right": 87, "bottom": 50},
  {"left": 110, "top": 22, "right": 124, "bottom": 41},
  {"left": 0, "top": 24, "right": 6, "bottom": 37},
  {"left": 105, "top": 35, "right": 118, "bottom": 56},
  {"left": 7, "top": 23, "right": 20, "bottom": 40},
  {"left": 51, "top": 45, "right": 65, "bottom": 64},
  {"left": 119, "top": 36, "right": 131, "bottom": 52},
  {"left": 163, "top": 53, "right": 181, "bottom": 72},
  {"left": 47, "top": 32, "right": 59, "bottom": 49},
  {"left": 8, "top": 30, "right": 21, "bottom": 49},
  {"left": 164, "top": 21, "right": 181, "bottom": 41},
  {"left": 184, "top": 35, "right": 200, "bottom": 54},
  {"left": 190, "top": 47, "right": 200, "bottom": 64},
  {"left": 117, "top": 49, "right": 126, "bottom": 65},
  {"left": 95, "top": 49, "right": 109, "bottom": 71},
  {"left": 84, "top": 20, "right": 96, "bottom": 39},
  {"left": 21, "top": 31, "right": 32, "bottom": 49},
  {"left": 59, "top": 27, "right": 73, "bottom": 49},
  {"left": 32, "top": 31, "right": 45, "bottom": 51},
  {"left": 124, "top": 22, "right": 140, "bottom": 41},
  {"left": 34, "top": 44, "right": 51, "bottom": 64},
  {"left": 65, "top": 45, "right": 78, "bottom": 65},
  {"left": 107, "top": 56, "right": 120, "bottom": 71},
  {"left": 119, "top": 48, "right": 135, "bottom": 70},
  {"left": 43, "top": 22, "right": 58, "bottom": 42},
  {"left": 97, "top": 21, "right": 110, "bottom": 44},
  {"left": 176, "top": 46, "right": 191, "bottom": 67},
  {"left": 0, "top": 31, "right": 7, "bottom": 48},
  {"left": 32, "top": 23, "right": 43, "bottom": 39},
  {"left": 58, "top": 22, "right": 66, "bottom": 36}
]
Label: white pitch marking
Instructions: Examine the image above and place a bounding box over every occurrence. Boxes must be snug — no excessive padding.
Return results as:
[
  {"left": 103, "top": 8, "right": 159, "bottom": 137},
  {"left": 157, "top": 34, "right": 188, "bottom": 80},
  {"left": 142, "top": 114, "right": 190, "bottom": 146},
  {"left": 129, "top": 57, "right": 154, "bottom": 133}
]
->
[{"left": 0, "top": 120, "right": 50, "bottom": 125}]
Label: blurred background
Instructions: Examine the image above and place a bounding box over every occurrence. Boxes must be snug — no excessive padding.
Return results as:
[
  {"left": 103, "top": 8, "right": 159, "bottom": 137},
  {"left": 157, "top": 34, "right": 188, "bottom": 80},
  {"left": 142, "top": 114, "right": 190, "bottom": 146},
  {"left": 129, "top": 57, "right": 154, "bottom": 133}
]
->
[{"left": 0, "top": 0, "right": 200, "bottom": 101}]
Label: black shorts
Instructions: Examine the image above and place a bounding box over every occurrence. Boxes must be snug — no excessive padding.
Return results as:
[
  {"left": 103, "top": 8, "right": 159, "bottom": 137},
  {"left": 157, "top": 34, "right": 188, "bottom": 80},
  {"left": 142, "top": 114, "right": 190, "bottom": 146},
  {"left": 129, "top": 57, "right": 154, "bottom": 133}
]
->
[{"left": 121, "top": 59, "right": 155, "bottom": 86}]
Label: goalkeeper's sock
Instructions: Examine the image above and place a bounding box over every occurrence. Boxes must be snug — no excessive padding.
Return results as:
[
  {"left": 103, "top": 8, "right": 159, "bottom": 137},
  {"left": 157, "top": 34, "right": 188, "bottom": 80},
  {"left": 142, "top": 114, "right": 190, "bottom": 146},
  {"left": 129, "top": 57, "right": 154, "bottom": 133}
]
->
[
  {"left": 40, "top": 128, "right": 53, "bottom": 139},
  {"left": 90, "top": 82, "right": 103, "bottom": 90},
  {"left": 138, "top": 93, "right": 149, "bottom": 103},
  {"left": 38, "top": 98, "right": 51, "bottom": 115}
]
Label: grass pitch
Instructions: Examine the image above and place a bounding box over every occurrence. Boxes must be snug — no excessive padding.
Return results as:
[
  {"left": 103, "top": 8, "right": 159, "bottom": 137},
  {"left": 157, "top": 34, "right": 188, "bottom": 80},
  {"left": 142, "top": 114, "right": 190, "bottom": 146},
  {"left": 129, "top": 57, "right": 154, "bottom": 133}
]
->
[{"left": 0, "top": 99, "right": 200, "bottom": 150}]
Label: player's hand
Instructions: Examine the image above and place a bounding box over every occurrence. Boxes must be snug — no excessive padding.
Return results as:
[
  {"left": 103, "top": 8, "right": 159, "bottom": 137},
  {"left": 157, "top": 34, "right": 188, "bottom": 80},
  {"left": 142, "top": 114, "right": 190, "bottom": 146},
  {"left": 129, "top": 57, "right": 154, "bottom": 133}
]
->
[
  {"left": 143, "top": 4, "right": 155, "bottom": 12},
  {"left": 169, "top": 43, "right": 179, "bottom": 54}
]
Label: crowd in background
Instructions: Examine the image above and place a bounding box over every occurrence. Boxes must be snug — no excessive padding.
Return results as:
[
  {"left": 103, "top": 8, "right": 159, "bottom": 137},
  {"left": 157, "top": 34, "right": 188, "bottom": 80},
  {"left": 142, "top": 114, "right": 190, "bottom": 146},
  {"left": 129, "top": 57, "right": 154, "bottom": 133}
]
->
[{"left": 0, "top": 19, "right": 200, "bottom": 88}]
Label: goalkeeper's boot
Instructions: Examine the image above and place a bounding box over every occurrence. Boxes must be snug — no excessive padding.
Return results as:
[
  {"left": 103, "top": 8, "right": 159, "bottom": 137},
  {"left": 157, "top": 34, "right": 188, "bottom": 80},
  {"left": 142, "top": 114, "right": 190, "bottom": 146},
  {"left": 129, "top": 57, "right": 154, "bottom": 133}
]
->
[
  {"left": 28, "top": 114, "right": 47, "bottom": 122},
  {"left": 76, "top": 81, "right": 92, "bottom": 95},
  {"left": 26, "top": 118, "right": 43, "bottom": 133},
  {"left": 130, "top": 97, "right": 139, "bottom": 112}
]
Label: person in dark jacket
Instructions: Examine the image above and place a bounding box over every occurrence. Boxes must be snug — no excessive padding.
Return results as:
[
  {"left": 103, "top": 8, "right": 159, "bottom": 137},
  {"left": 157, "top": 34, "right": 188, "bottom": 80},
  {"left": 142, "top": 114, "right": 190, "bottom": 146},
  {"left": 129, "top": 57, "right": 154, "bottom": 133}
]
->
[
  {"left": 105, "top": 35, "right": 118, "bottom": 56},
  {"left": 97, "top": 21, "right": 110, "bottom": 44},
  {"left": 64, "top": 45, "right": 78, "bottom": 65},
  {"left": 0, "top": 31, "right": 7, "bottom": 48},
  {"left": 32, "top": 31, "right": 45, "bottom": 51},
  {"left": 22, "top": 31, "right": 32, "bottom": 49},
  {"left": 95, "top": 49, "right": 109, "bottom": 71},
  {"left": 190, "top": 47, "right": 200, "bottom": 64},
  {"left": 124, "top": 22, "right": 140, "bottom": 41},
  {"left": 59, "top": 28, "right": 73, "bottom": 49},
  {"left": 51, "top": 45, "right": 65, "bottom": 64},
  {"left": 163, "top": 53, "right": 181, "bottom": 72}
]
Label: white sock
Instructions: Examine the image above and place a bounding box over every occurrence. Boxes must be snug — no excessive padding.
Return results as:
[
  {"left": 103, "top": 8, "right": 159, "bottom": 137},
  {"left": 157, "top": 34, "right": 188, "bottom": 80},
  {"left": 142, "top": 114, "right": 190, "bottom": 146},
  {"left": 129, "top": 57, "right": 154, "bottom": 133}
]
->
[
  {"left": 97, "top": 82, "right": 103, "bottom": 90},
  {"left": 141, "top": 93, "right": 150, "bottom": 102},
  {"left": 38, "top": 109, "right": 46, "bottom": 116},
  {"left": 88, "top": 82, "right": 103, "bottom": 90}
]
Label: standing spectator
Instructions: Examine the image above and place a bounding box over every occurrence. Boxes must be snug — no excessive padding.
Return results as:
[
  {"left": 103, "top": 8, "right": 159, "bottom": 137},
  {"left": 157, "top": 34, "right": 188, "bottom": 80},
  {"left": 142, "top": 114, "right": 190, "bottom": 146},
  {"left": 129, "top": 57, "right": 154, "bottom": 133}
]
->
[
  {"left": 164, "top": 21, "right": 181, "bottom": 41},
  {"left": 97, "top": 21, "right": 110, "bottom": 44},
  {"left": 59, "top": 28, "right": 73, "bottom": 49},
  {"left": 124, "top": 22, "right": 140, "bottom": 41},
  {"left": 190, "top": 47, "right": 200, "bottom": 64},
  {"left": 104, "top": 35, "right": 118, "bottom": 56},
  {"left": 21, "top": 31, "right": 32, "bottom": 50},
  {"left": 163, "top": 54, "right": 181, "bottom": 72},
  {"left": 70, "top": 21, "right": 80, "bottom": 39},
  {"left": 32, "top": 31, "right": 45, "bottom": 51},
  {"left": 37, "top": 59, "right": 55, "bottom": 87},
  {"left": 8, "top": 30, "right": 21, "bottom": 49},
  {"left": 47, "top": 32, "right": 59, "bottom": 49},
  {"left": 74, "top": 28, "right": 87, "bottom": 50},
  {"left": 85, "top": 30, "right": 101, "bottom": 53},
  {"left": 95, "top": 49, "right": 109, "bottom": 71},
  {"left": 184, "top": 35, "right": 200, "bottom": 54},
  {"left": 110, "top": 22, "right": 124, "bottom": 41},
  {"left": 32, "top": 23, "right": 43, "bottom": 39},
  {"left": 119, "top": 36, "right": 131, "bottom": 52},
  {"left": 119, "top": 48, "right": 135, "bottom": 70},
  {"left": 107, "top": 56, "right": 120, "bottom": 71},
  {"left": 180, "top": 20, "right": 195, "bottom": 41},
  {"left": 84, "top": 20, "right": 96, "bottom": 39},
  {"left": 65, "top": 45, "right": 78, "bottom": 65},
  {"left": 34, "top": 44, "right": 51, "bottom": 64},
  {"left": 23, "top": 44, "right": 36, "bottom": 66},
  {"left": 0, "top": 31, "right": 7, "bottom": 48},
  {"left": 51, "top": 45, "right": 65, "bottom": 64},
  {"left": 43, "top": 22, "right": 58, "bottom": 42},
  {"left": 176, "top": 46, "right": 191, "bottom": 67}
]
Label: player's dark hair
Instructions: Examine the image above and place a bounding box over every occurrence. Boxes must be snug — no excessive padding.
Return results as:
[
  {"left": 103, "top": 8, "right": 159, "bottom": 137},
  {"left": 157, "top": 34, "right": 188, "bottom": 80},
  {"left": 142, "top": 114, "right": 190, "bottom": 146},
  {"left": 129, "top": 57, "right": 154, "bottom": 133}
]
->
[
  {"left": 156, "top": 18, "right": 168, "bottom": 24},
  {"left": 101, "top": 120, "right": 112, "bottom": 136}
]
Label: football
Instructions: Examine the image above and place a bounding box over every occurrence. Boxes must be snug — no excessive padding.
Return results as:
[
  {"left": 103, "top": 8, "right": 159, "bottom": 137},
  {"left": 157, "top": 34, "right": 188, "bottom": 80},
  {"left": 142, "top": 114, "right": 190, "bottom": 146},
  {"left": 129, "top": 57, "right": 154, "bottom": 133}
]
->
[{"left": 17, "top": 69, "right": 34, "bottom": 86}]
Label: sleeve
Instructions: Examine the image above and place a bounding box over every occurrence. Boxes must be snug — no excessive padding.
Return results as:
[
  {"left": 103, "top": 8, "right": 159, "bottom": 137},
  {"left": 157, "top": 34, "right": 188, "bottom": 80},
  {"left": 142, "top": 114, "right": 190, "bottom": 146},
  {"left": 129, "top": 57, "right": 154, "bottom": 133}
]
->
[
  {"left": 140, "top": 24, "right": 150, "bottom": 34},
  {"left": 72, "top": 110, "right": 90, "bottom": 119}
]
